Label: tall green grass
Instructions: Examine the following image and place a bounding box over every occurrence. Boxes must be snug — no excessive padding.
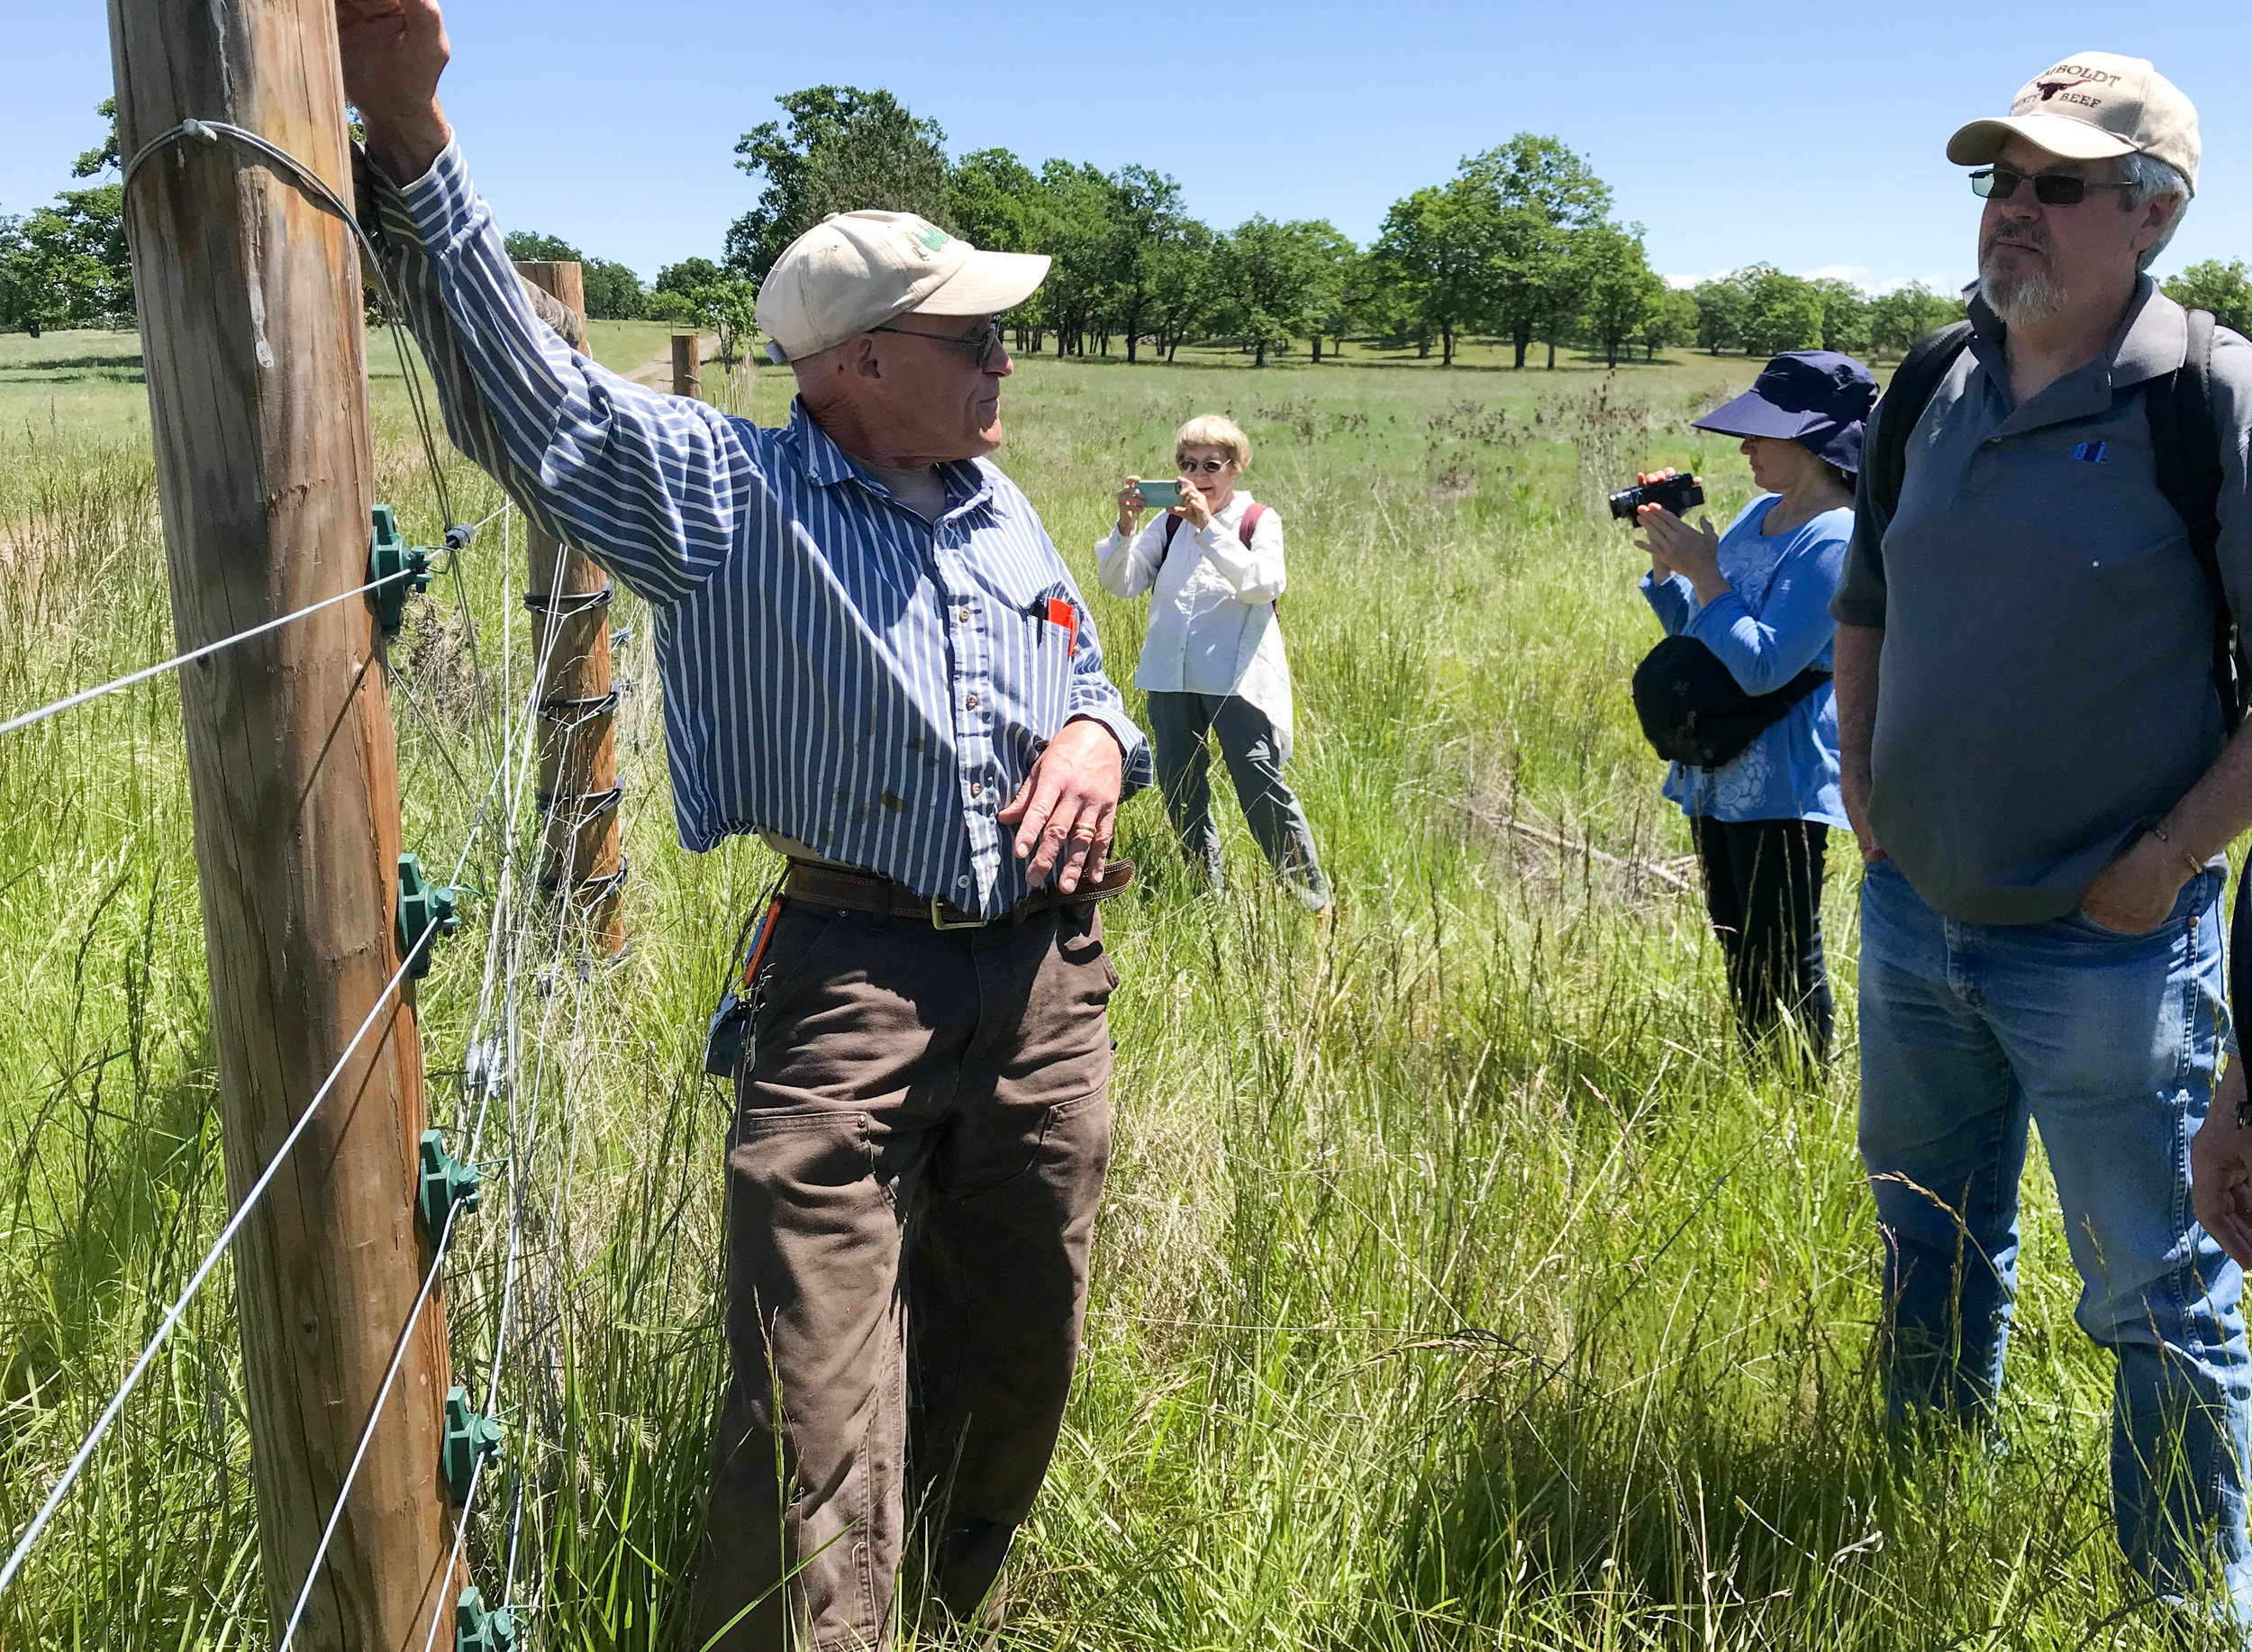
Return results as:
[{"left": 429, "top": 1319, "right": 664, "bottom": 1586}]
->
[{"left": 0, "top": 338, "right": 2191, "bottom": 1648}]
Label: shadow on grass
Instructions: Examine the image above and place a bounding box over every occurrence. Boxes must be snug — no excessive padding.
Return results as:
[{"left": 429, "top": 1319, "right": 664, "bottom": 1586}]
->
[
  {"left": 0, "top": 354, "right": 146, "bottom": 378},
  {"left": 1370, "top": 1314, "right": 2184, "bottom": 1649}
]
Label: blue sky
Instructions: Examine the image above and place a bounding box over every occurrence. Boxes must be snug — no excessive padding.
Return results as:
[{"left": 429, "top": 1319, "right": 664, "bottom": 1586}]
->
[{"left": 12, "top": 2, "right": 2247, "bottom": 295}]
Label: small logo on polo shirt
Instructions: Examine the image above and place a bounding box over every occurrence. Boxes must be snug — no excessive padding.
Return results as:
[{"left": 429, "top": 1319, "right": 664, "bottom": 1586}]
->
[{"left": 2074, "top": 440, "right": 2109, "bottom": 463}]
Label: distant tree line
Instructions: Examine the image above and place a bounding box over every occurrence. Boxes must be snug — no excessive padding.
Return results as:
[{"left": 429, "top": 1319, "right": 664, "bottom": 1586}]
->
[
  {"left": 713, "top": 89, "right": 1958, "bottom": 368},
  {"left": 0, "top": 99, "right": 130, "bottom": 335},
  {"left": 1681, "top": 268, "right": 1967, "bottom": 362},
  {"left": 10, "top": 93, "right": 2252, "bottom": 373}
]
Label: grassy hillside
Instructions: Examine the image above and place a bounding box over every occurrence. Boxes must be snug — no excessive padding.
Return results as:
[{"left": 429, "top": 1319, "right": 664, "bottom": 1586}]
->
[{"left": 0, "top": 328, "right": 2179, "bottom": 1649}]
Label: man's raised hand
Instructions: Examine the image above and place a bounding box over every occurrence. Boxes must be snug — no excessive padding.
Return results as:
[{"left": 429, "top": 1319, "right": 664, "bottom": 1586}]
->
[
  {"left": 997, "top": 719, "right": 1124, "bottom": 894},
  {"left": 335, "top": 0, "right": 453, "bottom": 182}
]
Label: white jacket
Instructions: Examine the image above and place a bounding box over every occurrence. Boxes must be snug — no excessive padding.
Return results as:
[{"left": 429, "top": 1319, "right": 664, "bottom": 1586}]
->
[{"left": 1094, "top": 491, "right": 1295, "bottom": 757}]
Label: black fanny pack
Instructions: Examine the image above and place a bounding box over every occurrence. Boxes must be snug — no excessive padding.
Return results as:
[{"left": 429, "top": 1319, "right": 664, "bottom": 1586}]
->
[{"left": 1630, "top": 634, "right": 1829, "bottom": 770}]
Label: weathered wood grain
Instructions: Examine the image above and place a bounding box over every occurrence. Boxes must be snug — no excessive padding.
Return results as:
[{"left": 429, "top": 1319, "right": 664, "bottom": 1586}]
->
[{"left": 107, "top": 1, "right": 459, "bottom": 1644}]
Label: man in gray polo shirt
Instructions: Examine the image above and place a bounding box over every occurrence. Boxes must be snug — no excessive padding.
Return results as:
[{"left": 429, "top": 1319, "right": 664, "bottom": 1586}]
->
[{"left": 1832, "top": 52, "right": 2252, "bottom": 1619}]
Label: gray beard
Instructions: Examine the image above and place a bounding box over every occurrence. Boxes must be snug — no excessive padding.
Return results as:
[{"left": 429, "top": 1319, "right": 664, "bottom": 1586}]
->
[{"left": 1979, "top": 260, "right": 2067, "bottom": 328}]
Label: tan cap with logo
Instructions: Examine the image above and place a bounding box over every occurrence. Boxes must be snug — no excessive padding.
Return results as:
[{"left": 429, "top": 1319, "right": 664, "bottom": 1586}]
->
[
  {"left": 754, "top": 211, "right": 1050, "bottom": 365},
  {"left": 1948, "top": 51, "right": 2199, "bottom": 195}
]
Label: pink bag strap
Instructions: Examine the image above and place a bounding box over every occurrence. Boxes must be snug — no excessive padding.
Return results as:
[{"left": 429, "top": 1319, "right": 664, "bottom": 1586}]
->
[{"left": 1158, "top": 504, "right": 1280, "bottom": 613}]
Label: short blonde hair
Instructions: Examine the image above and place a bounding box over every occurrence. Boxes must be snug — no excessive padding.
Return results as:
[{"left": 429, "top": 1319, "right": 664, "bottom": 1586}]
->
[{"left": 1174, "top": 413, "right": 1250, "bottom": 469}]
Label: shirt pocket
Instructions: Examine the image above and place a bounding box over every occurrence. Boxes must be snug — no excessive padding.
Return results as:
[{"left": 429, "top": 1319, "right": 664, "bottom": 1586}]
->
[
  {"left": 976, "top": 554, "right": 1077, "bottom": 739},
  {"left": 1008, "top": 582, "right": 1076, "bottom": 740}
]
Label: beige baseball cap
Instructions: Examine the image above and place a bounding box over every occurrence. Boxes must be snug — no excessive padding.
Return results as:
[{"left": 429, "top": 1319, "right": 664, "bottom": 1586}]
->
[
  {"left": 1948, "top": 51, "right": 2199, "bottom": 195},
  {"left": 754, "top": 211, "right": 1050, "bottom": 365}
]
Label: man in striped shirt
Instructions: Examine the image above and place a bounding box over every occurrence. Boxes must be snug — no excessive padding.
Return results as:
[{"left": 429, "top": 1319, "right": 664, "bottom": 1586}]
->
[{"left": 340, "top": 4, "right": 1151, "bottom": 1644}]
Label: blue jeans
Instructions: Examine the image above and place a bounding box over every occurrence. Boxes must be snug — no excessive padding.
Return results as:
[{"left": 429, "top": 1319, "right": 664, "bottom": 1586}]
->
[{"left": 1857, "top": 858, "right": 2252, "bottom": 1614}]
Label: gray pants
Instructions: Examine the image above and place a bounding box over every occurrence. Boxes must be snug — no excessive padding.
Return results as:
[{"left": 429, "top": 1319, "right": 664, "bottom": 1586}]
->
[{"left": 1146, "top": 690, "right": 1329, "bottom": 902}]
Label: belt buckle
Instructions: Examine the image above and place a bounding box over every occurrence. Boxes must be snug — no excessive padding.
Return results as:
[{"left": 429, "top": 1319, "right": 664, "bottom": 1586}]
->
[{"left": 930, "top": 896, "right": 988, "bottom": 931}]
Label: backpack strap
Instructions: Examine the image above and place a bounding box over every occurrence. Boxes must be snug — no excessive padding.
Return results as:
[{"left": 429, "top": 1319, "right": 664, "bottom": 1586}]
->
[
  {"left": 1867, "top": 321, "right": 1975, "bottom": 528},
  {"left": 1158, "top": 503, "right": 1284, "bottom": 614},
  {"left": 1238, "top": 502, "right": 1278, "bottom": 615},
  {"left": 1161, "top": 503, "right": 1267, "bottom": 552},
  {"left": 1238, "top": 501, "right": 1267, "bottom": 549},
  {"left": 2145, "top": 308, "right": 2236, "bottom": 731},
  {"left": 2152, "top": 311, "right": 2252, "bottom": 1086}
]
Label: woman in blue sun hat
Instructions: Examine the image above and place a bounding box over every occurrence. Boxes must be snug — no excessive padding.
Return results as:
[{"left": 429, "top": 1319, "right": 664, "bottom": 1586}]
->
[{"left": 1632, "top": 348, "right": 1878, "bottom": 1066}]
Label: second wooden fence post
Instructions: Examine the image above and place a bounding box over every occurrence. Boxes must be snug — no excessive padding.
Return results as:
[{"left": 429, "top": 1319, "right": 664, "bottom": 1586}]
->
[
  {"left": 672, "top": 331, "right": 701, "bottom": 399},
  {"left": 513, "top": 259, "right": 627, "bottom": 954}
]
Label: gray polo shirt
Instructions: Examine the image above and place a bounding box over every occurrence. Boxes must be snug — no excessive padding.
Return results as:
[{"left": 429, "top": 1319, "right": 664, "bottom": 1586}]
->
[{"left": 1831, "top": 280, "right": 2252, "bottom": 924}]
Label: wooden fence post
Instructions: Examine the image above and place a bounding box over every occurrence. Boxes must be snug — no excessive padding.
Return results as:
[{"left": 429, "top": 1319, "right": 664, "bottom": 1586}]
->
[
  {"left": 513, "top": 259, "right": 627, "bottom": 953},
  {"left": 107, "top": 0, "right": 459, "bottom": 1642},
  {"left": 672, "top": 331, "right": 702, "bottom": 399}
]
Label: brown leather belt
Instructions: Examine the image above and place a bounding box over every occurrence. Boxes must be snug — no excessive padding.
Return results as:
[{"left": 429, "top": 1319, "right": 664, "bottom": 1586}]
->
[{"left": 782, "top": 858, "right": 1135, "bottom": 930}]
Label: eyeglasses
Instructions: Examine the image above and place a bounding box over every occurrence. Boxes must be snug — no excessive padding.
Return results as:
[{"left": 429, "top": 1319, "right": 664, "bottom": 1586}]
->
[
  {"left": 869, "top": 317, "right": 1008, "bottom": 369},
  {"left": 1970, "top": 166, "right": 2133, "bottom": 206},
  {"left": 1175, "top": 458, "right": 1236, "bottom": 475}
]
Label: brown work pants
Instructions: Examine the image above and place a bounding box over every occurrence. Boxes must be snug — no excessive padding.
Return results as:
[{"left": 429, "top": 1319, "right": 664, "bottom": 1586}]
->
[{"left": 687, "top": 896, "right": 1116, "bottom": 1650}]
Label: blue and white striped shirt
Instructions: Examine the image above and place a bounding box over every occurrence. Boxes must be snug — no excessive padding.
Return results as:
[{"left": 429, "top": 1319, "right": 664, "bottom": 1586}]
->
[{"left": 368, "top": 141, "right": 1149, "bottom": 917}]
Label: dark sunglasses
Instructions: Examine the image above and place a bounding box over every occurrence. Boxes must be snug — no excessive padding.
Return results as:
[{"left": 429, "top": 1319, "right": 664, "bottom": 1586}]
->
[
  {"left": 1970, "top": 165, "right": 2133, "bottom": 207},
  {"left": 869, "top": 317, "right": 1008, "bottom": 369}
]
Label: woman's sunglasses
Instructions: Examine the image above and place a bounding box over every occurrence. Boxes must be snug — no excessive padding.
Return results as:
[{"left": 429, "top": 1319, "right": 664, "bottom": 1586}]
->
[
  {"left": 1970, "top": 166, "right": 2132, "bottom": 207},
  {"left": 1175, "top": 458, "right": 1236, "bottom": 475}
]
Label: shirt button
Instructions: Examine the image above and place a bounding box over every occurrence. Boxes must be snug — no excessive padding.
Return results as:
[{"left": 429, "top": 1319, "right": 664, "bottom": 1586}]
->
[
  {"left": 966, "top": 693, "right": 978, "bottom": 708},
  {"left": 957, "top": 876, "right": 970, "bottom": 888},
  {"left": 958, "top": 608, "right": 971, "bottom": 622},
  {"left": 969, "top": 782, "right": 982, "bottom": 796}
]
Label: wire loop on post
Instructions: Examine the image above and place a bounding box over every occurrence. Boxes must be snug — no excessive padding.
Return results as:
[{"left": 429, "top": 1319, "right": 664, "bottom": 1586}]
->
[
  {"left": 521, "top": 585, "right": 614, "bottom": 619},
  {"left": 538, "top": 854, "right": 631, "bottom": 903},
  {"left": 536, "top": 690, "right": 620, "bottom": 723},
  {"left": 532, "top": 786, "right": 622, "bottom": 824}
]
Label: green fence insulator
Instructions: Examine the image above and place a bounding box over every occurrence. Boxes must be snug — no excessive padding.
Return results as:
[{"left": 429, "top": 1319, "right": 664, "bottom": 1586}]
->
[
  {"left": 368, "top": 504, "right": 438, "bottom": 639},
  {"left": 455, "top": 1584, "right": 517, "bottom": 1652},
  {"left": 416, "top": 1130, "right": 481, "bottom": 1240},
  {"left": 440, "top": 1385, "right": 504, "bottom": 1506},
  {"left": 395, "top": 852, "right": 460, "bottom": 980}
]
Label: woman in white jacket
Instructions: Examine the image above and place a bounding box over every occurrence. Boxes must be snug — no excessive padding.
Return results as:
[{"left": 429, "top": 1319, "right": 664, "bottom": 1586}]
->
[{"left": 1096, "top": 415, "right": 1330, "bottom": 910}]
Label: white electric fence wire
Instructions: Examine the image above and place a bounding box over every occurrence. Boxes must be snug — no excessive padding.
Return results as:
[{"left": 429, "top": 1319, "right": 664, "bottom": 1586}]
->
[
  {"left": 0, "top": 921, "right": 434, "bottom": 1597},
  {"left": 465, "top": 500, "right": 513, "bottom": 536},
  {"left": 272, "top": 886, "right": 549, "bottom": 1652},
  {"left": 503, "top": 912, "right": 600, "bottom": 1620},
  {"left": 0, "top": 570, "right": 541, "bottom": 1603},
  {"left": 418, "top": 889, "right": 584, "bottom": 1652},
  {"left": 281, "top": 564, "right": 595, "bottom": 1646},
  {"left": 0, "top": 565, "right": 421, "bottom": 740},
  {"left": 4, "top": 123, "right": 534, "bottom": 1597},
  {"left": 443, "top": 498, "right": 517, "bottom": 789}
]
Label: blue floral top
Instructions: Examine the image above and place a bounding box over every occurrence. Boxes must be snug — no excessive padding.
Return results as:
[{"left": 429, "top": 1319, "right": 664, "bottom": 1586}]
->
[{"left": 1639, "top": 495, "right": 1851, "bottom": 828}]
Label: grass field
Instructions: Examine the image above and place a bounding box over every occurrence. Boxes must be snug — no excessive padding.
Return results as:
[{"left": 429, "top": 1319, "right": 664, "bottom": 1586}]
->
[{"left": 0, "top": 322, "right": 2195, "bottom": 1649}]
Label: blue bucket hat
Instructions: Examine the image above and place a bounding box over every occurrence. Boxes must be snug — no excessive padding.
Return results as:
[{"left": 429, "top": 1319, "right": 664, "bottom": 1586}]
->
[{"left": 1693, "top": 349, "right": 1879, "bottom": 474}]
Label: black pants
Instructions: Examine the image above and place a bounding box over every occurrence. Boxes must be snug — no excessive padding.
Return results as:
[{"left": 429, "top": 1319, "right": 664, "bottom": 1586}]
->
[{"left": 1690, "top": 815, "right": 1832, "bottom": 1063}]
